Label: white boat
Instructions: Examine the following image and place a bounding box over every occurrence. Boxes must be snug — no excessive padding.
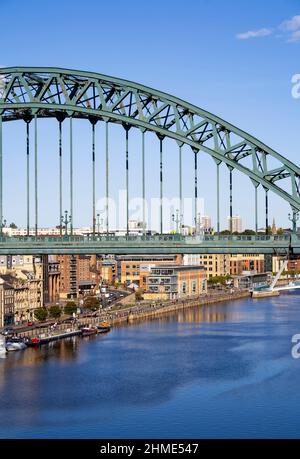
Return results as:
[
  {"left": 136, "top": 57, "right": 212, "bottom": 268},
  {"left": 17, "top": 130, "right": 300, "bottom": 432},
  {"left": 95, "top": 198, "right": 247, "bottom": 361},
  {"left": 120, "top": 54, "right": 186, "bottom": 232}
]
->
[
  {"left": 6, "top": 337, "right": 27, "bottom": 352},
  {"left": 0, "top": 334, "right": 7, "bottom": 355}
]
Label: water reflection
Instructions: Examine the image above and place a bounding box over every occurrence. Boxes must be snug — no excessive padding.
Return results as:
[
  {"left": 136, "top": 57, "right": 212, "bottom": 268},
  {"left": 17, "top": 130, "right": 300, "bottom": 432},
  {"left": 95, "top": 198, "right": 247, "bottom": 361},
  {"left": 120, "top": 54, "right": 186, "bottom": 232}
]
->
[{"left": 0, "top": 295, "right": 299, "bottom": 438}]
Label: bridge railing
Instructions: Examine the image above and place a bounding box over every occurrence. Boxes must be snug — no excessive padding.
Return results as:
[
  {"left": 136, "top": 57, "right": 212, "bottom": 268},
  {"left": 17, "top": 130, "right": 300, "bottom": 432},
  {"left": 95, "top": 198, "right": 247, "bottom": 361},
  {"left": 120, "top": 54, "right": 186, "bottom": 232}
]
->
[{"left": 0, "top": 233, "right": 293, "bottom": 244}]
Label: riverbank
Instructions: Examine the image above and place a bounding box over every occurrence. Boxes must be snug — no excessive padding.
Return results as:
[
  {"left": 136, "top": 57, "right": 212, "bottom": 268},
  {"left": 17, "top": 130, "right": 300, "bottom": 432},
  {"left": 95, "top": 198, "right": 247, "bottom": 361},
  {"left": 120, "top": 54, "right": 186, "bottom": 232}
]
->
[
  {"left": 11, "top": 290, "right": 250, "bottom": 343},
  {"left": 108, "top": 290, "right": 250, "bottom": 326}
]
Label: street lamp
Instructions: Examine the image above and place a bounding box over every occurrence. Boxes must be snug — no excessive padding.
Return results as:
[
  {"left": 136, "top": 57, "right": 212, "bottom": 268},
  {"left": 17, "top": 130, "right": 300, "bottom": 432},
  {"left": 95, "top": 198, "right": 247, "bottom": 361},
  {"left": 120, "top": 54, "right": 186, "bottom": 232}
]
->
[
  {"left": 61, "top": 210, "right": 72, "bottom": 236},
  {"left": 97, "top": 210, "right": 104, "bottom": 235},
  {"left": 288, "top": 211, "right": 299, "bottom": 234},
  {"left": 0, "top": 218, "right": 6, "bottom": 236},
  {"left": 171, "top": 209, "right": 182, "bottom": 234}
]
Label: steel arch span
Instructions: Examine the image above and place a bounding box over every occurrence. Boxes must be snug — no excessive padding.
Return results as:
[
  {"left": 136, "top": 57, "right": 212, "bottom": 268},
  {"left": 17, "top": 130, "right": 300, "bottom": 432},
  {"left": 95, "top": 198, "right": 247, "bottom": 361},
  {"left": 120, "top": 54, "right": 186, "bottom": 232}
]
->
[{"left": 0, "top": 66, "right": 299, "bottom": 211}]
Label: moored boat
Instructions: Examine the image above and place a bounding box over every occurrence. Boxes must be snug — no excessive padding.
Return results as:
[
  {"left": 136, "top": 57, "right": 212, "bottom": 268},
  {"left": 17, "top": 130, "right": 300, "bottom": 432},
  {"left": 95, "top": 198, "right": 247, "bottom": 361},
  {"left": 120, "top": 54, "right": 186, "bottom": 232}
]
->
[
  {"left": 81, "top": 326, "right": 98, "bottom": 337},
  {"left": 97, "top": 321, "right": 111, "bottom": 333},
  {"left": 6, "top": 337, "right": 27, "bottom": 352},
  {"left": 0, "top": 334, "right": 7, "bottom": 355}
]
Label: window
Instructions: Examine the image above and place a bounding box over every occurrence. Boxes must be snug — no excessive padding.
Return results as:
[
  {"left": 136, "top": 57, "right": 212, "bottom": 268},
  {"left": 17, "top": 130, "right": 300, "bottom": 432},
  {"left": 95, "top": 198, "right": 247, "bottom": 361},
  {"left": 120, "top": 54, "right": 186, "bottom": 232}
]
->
[
  {"left": 192, "top": 281, "right": 197, "bottom": 293},
  {"left": 182, "top": 281, "right": 187, "bottom": 294}
]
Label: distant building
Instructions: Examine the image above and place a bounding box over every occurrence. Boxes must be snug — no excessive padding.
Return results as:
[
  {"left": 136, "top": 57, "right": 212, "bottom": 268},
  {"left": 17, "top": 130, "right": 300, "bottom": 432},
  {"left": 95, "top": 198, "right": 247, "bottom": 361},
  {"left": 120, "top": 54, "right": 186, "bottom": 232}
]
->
[
  {"left": 116, "top": 254, "right": 183, "bottom": 287},
  {"left": 183, "top": 254, "right": 231, "bottom": 279},
  {"left": 55, "top": 254, "right": 99, "bottom": 299},
  {"left": 0, "top": 270, "right": 43, "bottom": 324},
  {"left": 43, "top": 256, "right": 60, "bottom": 304},
  {"left": 100, "top": 259, "right": 117, "bottom": 285},
  {"left": 228, "top": 216, "right": 242, "bottom": 233},
  {"left": 233, "top": 272, "right": 271, "bottom": 290},
  {"left": 201, "top": 216, "right": 212, "bottom": 230},
  {"left": 143, "top": 264, "right": 207, "bottom": 300},
  {"left": 0, "top": 278, "right": 14, "bottom": 327},
  {"left": 230, "top": 254, "right": 265, "bottom": 276}
]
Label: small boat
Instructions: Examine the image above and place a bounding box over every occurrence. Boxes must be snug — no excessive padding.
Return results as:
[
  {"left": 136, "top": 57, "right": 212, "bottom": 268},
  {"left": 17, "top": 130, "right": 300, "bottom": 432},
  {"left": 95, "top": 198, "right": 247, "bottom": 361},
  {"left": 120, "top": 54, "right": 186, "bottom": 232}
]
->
[
  {"left": 97, "top": 321, "right": 111, "bottom": 333},
  {"left": 0, "top": 334, "right": 7, "bottom": 355},
  {"left": 26, "top": 337, "right": 41, "bottom": 347},
  {"left": 81, "top": 326, "right": 98, "bottom": 337},
  {"left": 6, "top": 337, "right": 27, "bottom": 352}
]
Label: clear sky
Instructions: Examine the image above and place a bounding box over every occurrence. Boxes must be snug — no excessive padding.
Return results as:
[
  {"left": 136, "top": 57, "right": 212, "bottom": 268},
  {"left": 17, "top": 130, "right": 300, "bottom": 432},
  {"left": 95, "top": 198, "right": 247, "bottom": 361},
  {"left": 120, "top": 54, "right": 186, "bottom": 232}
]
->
[{"left": 0, "top": 0, "right": 299, "bottom": 231}]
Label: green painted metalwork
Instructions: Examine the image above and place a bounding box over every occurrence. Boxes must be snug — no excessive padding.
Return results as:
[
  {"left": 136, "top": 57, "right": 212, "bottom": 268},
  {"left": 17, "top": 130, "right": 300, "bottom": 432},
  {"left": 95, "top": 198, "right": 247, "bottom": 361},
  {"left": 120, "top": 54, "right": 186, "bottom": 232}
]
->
[
  {"left": 69, "top": 117, "right": 73, "bottom": 234},
  {"left": 0, "top": 67, "right": 299, "bottom": 211},
  {"left": 0, "top": 234, "right": 296, "bottom": 255},
  {"left": 34, "top": 114, "right": 38, "bottom": 236}
]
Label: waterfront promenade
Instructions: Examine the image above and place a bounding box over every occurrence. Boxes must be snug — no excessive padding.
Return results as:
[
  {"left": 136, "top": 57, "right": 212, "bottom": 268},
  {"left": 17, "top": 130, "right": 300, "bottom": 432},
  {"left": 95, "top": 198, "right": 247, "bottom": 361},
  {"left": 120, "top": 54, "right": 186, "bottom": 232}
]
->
[{"left": 12, "top": 289, "right": 250, "bottom": 343}]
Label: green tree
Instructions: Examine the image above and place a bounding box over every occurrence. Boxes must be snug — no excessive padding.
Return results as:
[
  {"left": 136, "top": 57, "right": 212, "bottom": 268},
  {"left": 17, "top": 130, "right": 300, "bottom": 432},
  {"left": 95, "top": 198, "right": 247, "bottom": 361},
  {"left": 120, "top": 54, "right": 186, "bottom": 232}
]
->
[
  {"left": 49, "top": 305, "right": 61, "bottom": 318},
  {"left": 9, "top": 222, "right": 17, "bottom": 229},
  {"left": 34, "top": 308, "right": 48, "bottom": 322},
  {"left": 208, "top": 275, "right": 232, "bottom": 286},
  {"left": 135, "top": 289, "right": 143, "bottom": 301},
  {"left": 277, "top": 228, "right": 284, "bottom": 235},
  {"left": 84, "top": 296, "right": 100, "bottom": 311},
  {"left": 242, "top": 229, "right": 256, "bottom": 235},
  {"left": 64, "top": 301, "right": 77, "bottom": 315}
]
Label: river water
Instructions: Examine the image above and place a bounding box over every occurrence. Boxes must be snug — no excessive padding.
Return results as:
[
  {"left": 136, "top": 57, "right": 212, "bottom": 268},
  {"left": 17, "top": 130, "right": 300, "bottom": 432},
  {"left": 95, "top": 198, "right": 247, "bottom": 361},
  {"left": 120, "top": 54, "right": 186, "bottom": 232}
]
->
[{"left": 1, "top": 294, "right": 300, "bottom": 438}]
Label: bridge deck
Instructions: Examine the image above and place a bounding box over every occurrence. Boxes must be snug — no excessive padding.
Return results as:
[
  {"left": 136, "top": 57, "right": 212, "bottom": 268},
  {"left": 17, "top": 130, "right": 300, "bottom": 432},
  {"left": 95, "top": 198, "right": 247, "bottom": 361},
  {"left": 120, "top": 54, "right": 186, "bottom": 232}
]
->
[{"left": 0, "top": 234, "right": 297, "bottom": 255}]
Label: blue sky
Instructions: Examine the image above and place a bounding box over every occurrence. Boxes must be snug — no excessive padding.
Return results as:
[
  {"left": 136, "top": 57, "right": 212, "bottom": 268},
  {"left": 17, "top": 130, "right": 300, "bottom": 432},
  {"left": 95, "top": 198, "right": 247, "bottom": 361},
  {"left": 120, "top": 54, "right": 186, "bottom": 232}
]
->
[{"left": 0, "top": 0, "right": 299, "bottom": 231}]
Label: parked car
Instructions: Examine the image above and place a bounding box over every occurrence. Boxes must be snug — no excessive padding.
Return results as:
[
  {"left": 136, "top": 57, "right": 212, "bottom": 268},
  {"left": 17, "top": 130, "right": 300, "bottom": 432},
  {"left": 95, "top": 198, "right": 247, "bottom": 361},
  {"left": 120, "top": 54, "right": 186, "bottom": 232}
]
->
[
  {"left": 27, "top": 321, "right": 34, "bottom": 327},
  {"left": 3, "top": 327, "right": 14, "bottom": 336}
]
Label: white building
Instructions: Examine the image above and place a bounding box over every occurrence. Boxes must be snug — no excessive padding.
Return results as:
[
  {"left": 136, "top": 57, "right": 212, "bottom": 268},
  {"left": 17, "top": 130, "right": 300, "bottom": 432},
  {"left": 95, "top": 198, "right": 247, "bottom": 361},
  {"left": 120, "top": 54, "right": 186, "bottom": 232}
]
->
[
  {"left": 201, "top": 216, "right": 212, "bottom": 230},
  {"left": 228, "top": 216, "right": 242, "bottom": 233}
]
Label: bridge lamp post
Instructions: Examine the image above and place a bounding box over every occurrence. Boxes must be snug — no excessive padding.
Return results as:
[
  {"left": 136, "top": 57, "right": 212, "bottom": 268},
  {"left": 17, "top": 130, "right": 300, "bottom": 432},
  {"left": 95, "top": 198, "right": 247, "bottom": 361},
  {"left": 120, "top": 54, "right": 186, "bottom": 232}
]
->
[
  {"left": 97, "top": 210, "right": 104, "bottom": 235},
  {"left": 61, "top": 210, "right": 71, "bottom": 237},
  {"left": 288, "top": 211, "right": 299, "bottom": 234},
  {"left": 172, "top": 209, "right": 183, "bottom": 234},
  {"left": 0, "top": 218, "right": 6, "bottom": 236}
]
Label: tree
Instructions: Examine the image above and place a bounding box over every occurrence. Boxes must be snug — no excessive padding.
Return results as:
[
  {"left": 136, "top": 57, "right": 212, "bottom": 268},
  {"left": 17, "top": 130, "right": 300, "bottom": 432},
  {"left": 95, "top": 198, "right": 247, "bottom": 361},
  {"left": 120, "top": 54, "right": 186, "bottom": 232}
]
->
[
  {"left": 277, "top": 228, "right": 284, "bottom": 235},
  {"left": 34, "top": 308, "right": 48, "bottom": 322},
  {"left": 84, "top": 296, "right": 100, "bottom": 311},
  {"left": 64, "top": 301, "right": 77, "bottom": 316},
  {"left": 208, "top": 275, "right": 232, "bottom": 286},
  {"left": 135, "top": 289, "right": 143, "bottom": 301},
  {"left": 9, "top": 222, "right": 17, "bottom": 229},
  {"left": 49, "top": 305, "right": 61, "bottom": 318}
]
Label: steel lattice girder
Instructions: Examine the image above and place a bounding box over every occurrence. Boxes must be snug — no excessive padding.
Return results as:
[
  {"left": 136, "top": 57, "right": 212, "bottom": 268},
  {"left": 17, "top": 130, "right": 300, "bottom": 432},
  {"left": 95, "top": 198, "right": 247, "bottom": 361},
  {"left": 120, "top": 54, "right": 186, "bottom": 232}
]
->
[{"left": 0, "top": 66, "right": 299, "bottom": 210}]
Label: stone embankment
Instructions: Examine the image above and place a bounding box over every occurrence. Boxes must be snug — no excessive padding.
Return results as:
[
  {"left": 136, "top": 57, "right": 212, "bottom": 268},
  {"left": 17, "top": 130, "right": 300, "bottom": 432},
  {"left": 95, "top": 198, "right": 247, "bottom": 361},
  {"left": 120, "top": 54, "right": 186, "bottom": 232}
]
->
[{"left": 108, "top": 290, "right": 250, "bottom": 326}]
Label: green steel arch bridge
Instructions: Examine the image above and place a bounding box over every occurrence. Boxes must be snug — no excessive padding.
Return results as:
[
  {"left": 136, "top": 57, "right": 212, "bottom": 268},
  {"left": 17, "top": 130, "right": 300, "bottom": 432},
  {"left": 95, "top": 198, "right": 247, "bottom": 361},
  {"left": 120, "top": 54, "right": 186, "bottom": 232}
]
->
[{"left": 0, "top": 66, "right": 299, "bottom": 255}]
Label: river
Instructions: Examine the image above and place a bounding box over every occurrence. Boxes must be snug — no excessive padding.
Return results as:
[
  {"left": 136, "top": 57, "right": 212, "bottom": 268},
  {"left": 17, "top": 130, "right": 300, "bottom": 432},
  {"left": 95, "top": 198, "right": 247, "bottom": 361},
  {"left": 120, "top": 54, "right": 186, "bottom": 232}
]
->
[{"left": 1, "top": 293, "right": 300, "bottom": 438}]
